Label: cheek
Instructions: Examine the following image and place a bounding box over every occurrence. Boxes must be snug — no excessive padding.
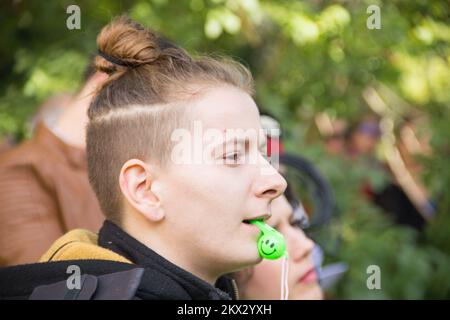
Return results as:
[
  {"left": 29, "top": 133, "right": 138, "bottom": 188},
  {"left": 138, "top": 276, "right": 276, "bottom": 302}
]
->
[
  {"left": 167, "top": 164, "right": 250, "bottom": 209},
  {"left": 160, "top": 165, "right": 249, "bottom": 233}
]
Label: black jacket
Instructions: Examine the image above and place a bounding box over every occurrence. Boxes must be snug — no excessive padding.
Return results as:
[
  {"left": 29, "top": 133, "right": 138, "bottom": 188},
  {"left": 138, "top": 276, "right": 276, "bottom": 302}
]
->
[
  {"left": 0, "top": 220, "right": 238, "bottom": 300},
  {"left": 97, "top": 220, "right": 237, "bottom": 300}
]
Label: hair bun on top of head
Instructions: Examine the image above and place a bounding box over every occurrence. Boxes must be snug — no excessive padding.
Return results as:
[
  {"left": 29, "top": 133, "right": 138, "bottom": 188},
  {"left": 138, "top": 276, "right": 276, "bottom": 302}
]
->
[{"left": 94, "top": 15, "right": 183, "bottom": 74}]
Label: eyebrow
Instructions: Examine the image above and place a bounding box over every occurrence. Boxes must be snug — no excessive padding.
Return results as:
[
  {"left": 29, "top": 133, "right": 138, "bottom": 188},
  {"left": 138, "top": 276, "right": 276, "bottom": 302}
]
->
[
  {"left": 210, "top": 131, "right": 268, "bottom": 158},
  {"left": 224, "top": 134, "right": 267, "bottom": 148},
  {"left": 214, "top": 137, "right": 256, "bottom": 151}
]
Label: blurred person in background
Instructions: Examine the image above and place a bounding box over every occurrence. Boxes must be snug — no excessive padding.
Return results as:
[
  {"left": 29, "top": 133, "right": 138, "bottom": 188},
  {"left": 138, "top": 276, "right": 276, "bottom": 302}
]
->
[
  {"left": 343, "top": 115, "right": 428, "bottom": 230},
  {"left": 0, "top": 94, "right": 71, "bottom": 155},
  {"left": 0, "top": 63, "right": 107, "bottom": 266},
  {"left": 342, "top": 115, "right": 386, "bottom": 201},
  {"left": 314, "top": 113, "right": 348, "bottom": 156},
  {"left": 0, "top": 136, "right": 16, "bottom": 154},
  {"left": 231, "top": 191, "right": 323, "bottom": 300},
  {"left": 372, "top": 115, "right": 434, "bottom": 230},
  {"left": 395, "top": 115, "right": 435, "bottom": 218},
  {"left": 344, "top": 115, "right": 382, "bottom": 159},
  {"left": 27, "top": 93, "right": 73, "bottom": 134}
]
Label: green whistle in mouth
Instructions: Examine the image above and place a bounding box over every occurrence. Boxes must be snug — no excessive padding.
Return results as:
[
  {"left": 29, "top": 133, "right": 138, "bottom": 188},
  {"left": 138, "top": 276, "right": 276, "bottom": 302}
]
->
[{"left": 250, "top": 220, "right": 286, "bottom": 260}]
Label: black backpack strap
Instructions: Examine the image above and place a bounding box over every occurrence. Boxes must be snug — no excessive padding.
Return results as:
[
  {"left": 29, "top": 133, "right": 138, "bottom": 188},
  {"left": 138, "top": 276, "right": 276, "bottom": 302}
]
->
[
  {"left": 29, "top": 268, "right": 144, "bottom": 300},
  {"left": 29, "top": 274, "right": 97, "bottom": 300},
  {"left": 0, "top": 260, "right": 144, "bottom": 300},
  {"left": 93, "top": 267, "right": 144, "bottom": 299}
]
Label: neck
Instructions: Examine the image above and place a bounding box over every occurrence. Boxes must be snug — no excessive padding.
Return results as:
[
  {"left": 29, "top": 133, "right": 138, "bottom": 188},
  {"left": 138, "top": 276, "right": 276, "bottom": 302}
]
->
[{"left": 122, "top": 213, "right": 220, "bottom": 286}]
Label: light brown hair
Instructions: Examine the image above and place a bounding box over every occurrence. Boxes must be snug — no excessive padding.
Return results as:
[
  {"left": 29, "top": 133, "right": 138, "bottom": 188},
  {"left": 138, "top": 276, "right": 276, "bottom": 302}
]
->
[{"left": 87, "top": 16, "right": 254, "bottom": 224}]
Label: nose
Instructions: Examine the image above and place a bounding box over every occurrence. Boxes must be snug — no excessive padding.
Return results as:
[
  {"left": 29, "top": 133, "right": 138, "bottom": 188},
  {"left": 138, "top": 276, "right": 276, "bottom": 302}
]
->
[
  {"left": 287, "top": 228, "right": 315, "bottom": 263},
  {"left": 253, "top": 156, "right": 287, "bottom": 200}
]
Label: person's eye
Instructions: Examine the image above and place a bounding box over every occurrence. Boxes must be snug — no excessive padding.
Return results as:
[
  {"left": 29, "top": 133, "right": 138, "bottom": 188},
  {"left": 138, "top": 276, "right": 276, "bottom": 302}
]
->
[
  {"left": 291, "top": 216, "right": 309, "bottom": 229},
  {"left": 225, "top": 153, "right": 238, "bottom": 160},
  {"left": 290, "top": 206, "right": 310, "bottom": 229},
  {"left": 223, "top": 152, "right": 241, "bottom": 165}
]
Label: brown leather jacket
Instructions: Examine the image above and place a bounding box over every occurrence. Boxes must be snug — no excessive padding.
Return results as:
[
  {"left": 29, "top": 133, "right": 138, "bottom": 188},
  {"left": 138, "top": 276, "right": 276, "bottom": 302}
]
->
[{"left": 0, "top": 123, "right": 104, "bottom": 266}]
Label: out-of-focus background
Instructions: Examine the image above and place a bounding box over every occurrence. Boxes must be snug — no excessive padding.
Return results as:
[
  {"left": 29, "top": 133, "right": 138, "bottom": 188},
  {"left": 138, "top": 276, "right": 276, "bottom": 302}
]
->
[{"left": 0, "top": 0, "right": 449, "bottom": 299}]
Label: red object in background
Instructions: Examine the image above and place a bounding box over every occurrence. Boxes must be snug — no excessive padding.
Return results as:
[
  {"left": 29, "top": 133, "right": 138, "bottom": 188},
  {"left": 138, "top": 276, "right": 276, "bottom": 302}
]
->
[
  {"left": 267, "top": 136, "right": 284, "bottom": 157},
  {"left": 361, "top": 180, "right": 375, "bottom": 200}
]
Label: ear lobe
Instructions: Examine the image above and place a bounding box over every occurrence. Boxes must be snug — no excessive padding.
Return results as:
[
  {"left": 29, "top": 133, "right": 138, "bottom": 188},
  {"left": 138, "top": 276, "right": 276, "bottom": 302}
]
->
[
  {"left": 119, "top": 159, "right": 165, "bottom": 222},
  {"left": 149, "top": 203, "right": 165, "bottom": 221}
]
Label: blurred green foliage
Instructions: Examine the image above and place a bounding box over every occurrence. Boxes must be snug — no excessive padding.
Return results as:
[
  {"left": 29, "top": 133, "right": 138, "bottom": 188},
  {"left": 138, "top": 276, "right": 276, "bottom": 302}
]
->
[{"left": 1, "top": 0, "right": 449, "bottom": 298}]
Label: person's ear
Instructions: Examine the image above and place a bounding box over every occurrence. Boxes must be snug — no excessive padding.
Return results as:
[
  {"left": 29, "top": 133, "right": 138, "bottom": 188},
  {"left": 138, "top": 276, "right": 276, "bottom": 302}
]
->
[{"left": 119, "top": 159, "right": 164, "bottom": 222}]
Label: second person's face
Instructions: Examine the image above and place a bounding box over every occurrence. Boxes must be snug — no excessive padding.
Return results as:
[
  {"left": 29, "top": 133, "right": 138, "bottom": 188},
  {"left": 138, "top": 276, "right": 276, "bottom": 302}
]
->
[{"left": 239, "top": 195, "right": 323, "bottom": 300}]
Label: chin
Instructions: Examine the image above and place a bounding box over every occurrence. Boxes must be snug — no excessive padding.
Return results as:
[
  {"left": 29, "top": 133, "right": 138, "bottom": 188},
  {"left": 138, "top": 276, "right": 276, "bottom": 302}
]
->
[
  {"left": 290, "top": 284, "right": 324, "bottom": 300},
  {"left": 228, "top": 249, "right": 262, "bottom": 272}
]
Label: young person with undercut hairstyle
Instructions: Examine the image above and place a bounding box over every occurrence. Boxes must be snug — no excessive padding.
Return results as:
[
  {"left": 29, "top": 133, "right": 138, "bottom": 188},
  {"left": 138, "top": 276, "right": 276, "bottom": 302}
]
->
[{"left": 0, "top": 16, "right": 287, "bottom": 300}]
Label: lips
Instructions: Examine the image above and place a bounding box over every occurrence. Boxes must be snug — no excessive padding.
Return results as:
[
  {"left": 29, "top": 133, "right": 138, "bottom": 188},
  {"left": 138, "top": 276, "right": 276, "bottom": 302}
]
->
[
  {"left": 242, "top": 220, "right": 258, "bottom": 228},
  {"left": 242, "top": 213, "right": 270, "bottom": 224},
  {"left": 298, "top": 268, "right": 317, "bottom": 284}
]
